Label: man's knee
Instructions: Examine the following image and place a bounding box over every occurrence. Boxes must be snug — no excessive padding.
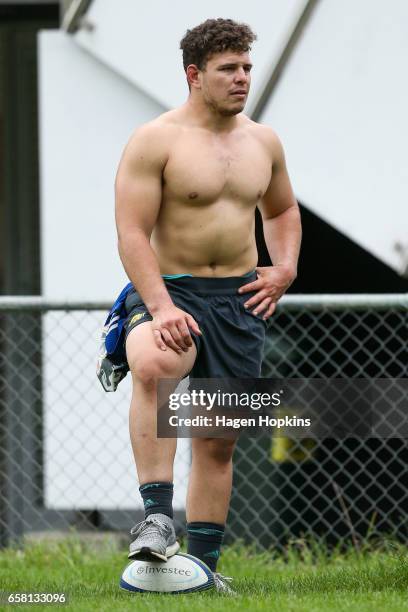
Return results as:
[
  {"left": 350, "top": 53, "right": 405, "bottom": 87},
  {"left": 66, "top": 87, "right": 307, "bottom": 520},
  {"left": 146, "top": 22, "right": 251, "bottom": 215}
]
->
[
  {"left": 130, "top": 353, "right": 175, "bottom": 386},
  {"left": 193, "top": 438, "right": 237, "bottom": 465}
]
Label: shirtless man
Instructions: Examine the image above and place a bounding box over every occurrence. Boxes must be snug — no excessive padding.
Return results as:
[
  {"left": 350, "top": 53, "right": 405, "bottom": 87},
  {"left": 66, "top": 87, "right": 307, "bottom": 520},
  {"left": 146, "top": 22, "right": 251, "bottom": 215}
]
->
[{"left": 115, "top": 18, "right": 301, "bottom": 592}]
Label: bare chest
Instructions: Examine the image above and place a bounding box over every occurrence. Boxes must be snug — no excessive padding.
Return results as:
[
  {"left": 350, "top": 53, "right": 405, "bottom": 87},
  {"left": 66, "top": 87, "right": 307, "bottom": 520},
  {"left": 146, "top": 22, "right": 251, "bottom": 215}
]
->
[{"left": 163, "top": 132, "right": 272, "bottom": 205}]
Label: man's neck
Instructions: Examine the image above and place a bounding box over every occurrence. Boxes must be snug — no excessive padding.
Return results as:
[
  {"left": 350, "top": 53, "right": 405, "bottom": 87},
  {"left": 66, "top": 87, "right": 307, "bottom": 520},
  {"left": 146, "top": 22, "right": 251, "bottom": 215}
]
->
[{"left": 182, "top": 97, "right": 241, "bottom": 132}]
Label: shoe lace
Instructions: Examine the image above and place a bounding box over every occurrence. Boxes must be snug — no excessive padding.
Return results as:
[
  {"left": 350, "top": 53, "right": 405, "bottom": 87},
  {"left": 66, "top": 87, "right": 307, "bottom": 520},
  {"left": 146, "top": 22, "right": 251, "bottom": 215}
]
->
[
  {"left": 130, "top": 517, "right": 171, "bottom": 538},
  {"left": 213, "top": 572, "right": 235, "bottom": 595}
]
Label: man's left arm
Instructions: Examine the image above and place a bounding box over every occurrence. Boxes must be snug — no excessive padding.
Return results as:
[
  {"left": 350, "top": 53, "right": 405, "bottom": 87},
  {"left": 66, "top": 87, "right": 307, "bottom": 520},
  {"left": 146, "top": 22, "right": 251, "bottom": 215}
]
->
[{"left": 239, "top": 132, "right": 302, "bottom": 319}]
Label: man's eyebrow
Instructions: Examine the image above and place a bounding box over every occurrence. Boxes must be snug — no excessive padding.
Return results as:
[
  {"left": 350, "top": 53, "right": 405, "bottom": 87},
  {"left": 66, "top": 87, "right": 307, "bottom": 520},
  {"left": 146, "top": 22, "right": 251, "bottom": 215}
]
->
[{"left": 218, "top": 62, "right": 253, "bottom": 69}]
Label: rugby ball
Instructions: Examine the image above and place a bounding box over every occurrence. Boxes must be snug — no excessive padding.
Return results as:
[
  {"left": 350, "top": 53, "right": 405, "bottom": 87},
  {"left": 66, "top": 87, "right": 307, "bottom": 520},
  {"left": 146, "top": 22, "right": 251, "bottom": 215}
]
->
[{"left": 120, "top": 553, "right": 214, "bottom": 594}]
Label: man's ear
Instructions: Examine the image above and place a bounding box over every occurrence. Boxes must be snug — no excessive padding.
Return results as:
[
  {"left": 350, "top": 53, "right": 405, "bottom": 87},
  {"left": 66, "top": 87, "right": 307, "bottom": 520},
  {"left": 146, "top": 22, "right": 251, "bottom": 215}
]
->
[{"left": 186, "top": 64, "right": 200, "bottom": 89}]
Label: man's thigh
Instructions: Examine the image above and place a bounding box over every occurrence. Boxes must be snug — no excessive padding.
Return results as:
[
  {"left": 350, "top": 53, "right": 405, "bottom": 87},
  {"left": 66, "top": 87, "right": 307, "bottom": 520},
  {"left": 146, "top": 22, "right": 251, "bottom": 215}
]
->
[{"left": 126, "top": 321, "right": 197, "bottom": 382}]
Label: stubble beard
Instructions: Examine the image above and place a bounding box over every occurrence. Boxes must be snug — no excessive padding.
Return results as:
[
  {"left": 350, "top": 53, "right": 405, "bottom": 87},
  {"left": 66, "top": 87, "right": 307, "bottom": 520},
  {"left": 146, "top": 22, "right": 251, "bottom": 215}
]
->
[
  {"left": 218, "top": 105, "right": 244, "bottom": 117},
  {"left": 205, "top": 96, "right": 245, "bottom": 117}
]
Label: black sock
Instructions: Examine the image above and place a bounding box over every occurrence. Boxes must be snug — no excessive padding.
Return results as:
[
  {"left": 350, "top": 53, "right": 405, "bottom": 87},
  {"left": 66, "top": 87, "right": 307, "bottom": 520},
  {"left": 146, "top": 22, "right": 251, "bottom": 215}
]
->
[
  {"left": 186, "top": 521, "right": 225, "bottom": 571},
  {"left": 139, "top": 482, "right": 174, "bottom": 519}
]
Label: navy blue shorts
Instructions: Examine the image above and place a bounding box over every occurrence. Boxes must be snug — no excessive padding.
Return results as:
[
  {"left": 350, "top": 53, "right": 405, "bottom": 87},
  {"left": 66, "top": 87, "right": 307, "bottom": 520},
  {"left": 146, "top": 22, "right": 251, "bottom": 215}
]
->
[{"left": 124, "top": 272, "right": 266, "bottom": 378}]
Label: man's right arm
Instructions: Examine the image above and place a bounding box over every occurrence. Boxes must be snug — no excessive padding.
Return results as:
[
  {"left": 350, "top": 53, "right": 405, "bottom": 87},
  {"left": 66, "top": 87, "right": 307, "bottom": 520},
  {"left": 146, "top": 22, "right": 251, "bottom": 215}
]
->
[{"left": 115, "top": 123, "right": 200, "bottom": 353}]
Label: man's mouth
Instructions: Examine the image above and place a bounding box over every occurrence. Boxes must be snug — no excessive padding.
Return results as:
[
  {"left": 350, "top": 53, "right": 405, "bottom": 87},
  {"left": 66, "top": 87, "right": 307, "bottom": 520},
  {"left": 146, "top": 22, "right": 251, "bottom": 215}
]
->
[{"left": 230, "top": 90, "right": 247, "bottom": 97}]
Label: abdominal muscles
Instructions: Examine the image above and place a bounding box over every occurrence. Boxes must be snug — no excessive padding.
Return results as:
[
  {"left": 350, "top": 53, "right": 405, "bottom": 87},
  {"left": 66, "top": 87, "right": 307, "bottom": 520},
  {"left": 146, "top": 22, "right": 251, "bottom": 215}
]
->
[{"left": 151, "top": 197, "right": 258, "bottom": 276}]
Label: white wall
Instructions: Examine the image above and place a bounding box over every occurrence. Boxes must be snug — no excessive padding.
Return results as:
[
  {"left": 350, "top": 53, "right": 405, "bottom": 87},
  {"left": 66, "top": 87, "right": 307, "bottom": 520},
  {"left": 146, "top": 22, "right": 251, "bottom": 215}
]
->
[
  {"left": 38, "top": 31, "right": 164, "bottom": 301},
  {"left": 261, "top": 0, "right": 408, "bottom": 272},
  {"left": 73, "top": 0, "right": 308, "bottom": 110}
]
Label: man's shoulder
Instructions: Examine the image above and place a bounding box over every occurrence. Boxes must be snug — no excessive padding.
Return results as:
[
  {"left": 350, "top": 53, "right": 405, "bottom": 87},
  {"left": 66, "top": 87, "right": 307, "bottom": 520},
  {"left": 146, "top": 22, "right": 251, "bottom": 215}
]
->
[
  {"left": 122, "top": 112, "right": 182, "bottom": 165},
  {"left": 244, "top": 117, "right": 282, "bottom": 150},
  {"left": 128, "top": 112, "right": 181, "bottom": 145}
]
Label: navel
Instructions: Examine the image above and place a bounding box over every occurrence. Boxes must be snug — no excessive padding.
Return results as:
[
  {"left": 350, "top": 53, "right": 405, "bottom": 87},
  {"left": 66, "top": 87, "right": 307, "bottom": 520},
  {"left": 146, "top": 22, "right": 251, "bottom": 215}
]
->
[
  {"left": 188, "top": 192, "right": 198, "bottom": 199},
  {"left": 257, "top": 190, "right": 263, "bottom": 199}
]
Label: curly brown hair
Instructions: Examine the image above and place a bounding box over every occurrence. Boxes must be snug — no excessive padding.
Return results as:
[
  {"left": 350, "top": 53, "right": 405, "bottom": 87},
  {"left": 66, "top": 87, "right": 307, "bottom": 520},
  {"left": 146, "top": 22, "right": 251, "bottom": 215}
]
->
[{"left": 180, "top": 18, "right": 257, "bottom": 72}]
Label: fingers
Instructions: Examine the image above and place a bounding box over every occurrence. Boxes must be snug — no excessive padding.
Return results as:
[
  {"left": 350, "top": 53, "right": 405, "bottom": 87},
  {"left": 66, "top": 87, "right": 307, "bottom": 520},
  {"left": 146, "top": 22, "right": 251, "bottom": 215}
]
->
[
  {"left": 153, "top": 329, "right": 167, "bottom": 351},
  {"left": 252, "top": 297, "right": 272, "bottom": 317},
  {"left": 186, "top": 314, "right": 202, "bottom": 336},
  {"left": 251, "top": 298, "right": 276, "bottom": 319},
  {"left": 153, "top": 326, "right": 187, "bottom": 354},
  {"left": 242, "top": 292, "right": 277, "bottom": 319},
  {"left": 243, "top": 290, "right": 268, "bottom": 310},
  {"left": 153, "top": 313, "right": 201, "bottom": 354},
  {"left": 238, "top": 279, "right": 262, "bottom": 295},
  {"left": 263, "top": 302, "right": 276, "bottom": 320},
  {"left": 177, "top": 321, "right": 193, "bottom": 349},
  {"left": 161, "top": 328, "right": 183, "bottom": 354},
  {"left": 170, "top": 324, "right": 188, "bottom": 352},
  {"left": 175, "top": 314, "right": 202, "bottom": 351},
  {"left": 172, "top": 315, "right": 201, "bottom": 351}
]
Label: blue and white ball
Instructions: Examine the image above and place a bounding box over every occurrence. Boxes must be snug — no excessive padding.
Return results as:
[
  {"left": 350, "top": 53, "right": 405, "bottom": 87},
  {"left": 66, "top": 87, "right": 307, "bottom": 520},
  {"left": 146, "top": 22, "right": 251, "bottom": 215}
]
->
[{"left": 120, "top": 553, "right": 214, "bottom": 594}]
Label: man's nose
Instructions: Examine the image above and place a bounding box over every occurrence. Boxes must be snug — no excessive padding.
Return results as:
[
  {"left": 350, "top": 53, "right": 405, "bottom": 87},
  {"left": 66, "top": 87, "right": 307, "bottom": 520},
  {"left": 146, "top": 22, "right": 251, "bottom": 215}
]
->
[{"left": 234, "top": 67, "right": 247, "bottom": 82}]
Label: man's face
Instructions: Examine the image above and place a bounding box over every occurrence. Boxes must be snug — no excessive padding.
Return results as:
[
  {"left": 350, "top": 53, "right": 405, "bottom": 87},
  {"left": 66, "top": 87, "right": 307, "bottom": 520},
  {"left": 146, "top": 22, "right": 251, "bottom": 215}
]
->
[{"left": 198, "top": 51, "right": 252, "bottom": 116}]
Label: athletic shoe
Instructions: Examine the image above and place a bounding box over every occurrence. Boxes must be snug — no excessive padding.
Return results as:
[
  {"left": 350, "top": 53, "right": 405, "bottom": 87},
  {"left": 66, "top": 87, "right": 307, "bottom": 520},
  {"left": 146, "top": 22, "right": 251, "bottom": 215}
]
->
[
  {"left": 213, "top": 572, "right": 236, "bottom": 595},
  {"left": 128, "top": 513, "right": 179, "bottom": 562}
]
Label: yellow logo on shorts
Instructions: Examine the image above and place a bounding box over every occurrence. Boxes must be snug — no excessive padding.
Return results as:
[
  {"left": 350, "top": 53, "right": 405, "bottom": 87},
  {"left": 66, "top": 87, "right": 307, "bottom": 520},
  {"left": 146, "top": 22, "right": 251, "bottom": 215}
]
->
[{"left": 130, "top": 312, "right": 146, "bottom": 325}]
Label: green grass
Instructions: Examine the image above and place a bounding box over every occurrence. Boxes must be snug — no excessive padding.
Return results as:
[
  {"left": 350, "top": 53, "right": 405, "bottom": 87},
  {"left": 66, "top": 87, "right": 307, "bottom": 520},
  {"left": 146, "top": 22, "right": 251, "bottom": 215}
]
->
[{"left": 1, "top": 535, "right": 408, "bottom": 611}]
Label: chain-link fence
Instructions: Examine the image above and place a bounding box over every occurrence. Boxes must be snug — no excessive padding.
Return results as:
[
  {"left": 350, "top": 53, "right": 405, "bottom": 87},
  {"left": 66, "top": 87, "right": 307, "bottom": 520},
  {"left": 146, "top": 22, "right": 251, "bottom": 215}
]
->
[{"left": 0, "top": 295, "right": 407, "bottom": 550}]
